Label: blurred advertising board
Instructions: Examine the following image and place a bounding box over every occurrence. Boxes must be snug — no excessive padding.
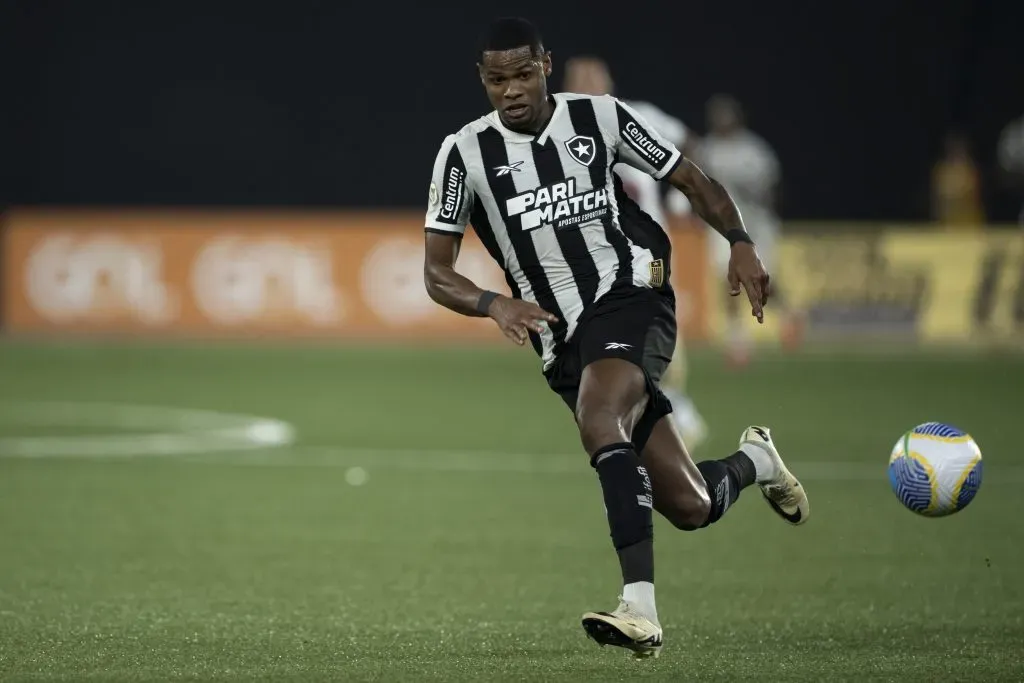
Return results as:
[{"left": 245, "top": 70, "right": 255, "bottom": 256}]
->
[
  {"left": 0, "top": 209, "right": 708, "bottom": 341},
  {"left": 705, "top": 226, "right": 1024, "bottom": 347}
]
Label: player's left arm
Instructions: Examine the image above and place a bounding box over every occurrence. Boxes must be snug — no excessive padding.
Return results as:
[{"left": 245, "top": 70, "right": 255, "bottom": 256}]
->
[
  {"left": 665, "top": 157, "right": 770, "bottom": 322},
  {"left": 600, "top": 96, "right": 769, "bottom": 322}
]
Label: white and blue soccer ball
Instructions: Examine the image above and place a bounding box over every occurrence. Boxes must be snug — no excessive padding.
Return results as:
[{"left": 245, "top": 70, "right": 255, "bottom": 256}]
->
[{"left": 888, "top": 422, "right": 983, "bottom": 517}]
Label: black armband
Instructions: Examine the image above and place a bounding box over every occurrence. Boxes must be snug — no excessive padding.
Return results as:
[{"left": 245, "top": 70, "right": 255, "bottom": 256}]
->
[
  {"left": 725, "top": 229, "right": 755, "bottom": 247},
  {"left": 476, "top": 290, "right": 500, "bottom": 315}
]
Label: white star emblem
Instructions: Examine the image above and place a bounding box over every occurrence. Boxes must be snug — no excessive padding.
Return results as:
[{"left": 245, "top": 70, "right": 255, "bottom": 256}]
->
[{"left": 564, "top": 135, "right": 597, "bottom": 166}]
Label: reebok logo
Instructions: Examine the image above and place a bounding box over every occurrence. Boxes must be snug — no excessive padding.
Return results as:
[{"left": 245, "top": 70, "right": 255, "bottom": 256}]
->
[
  {"left": 493, "top": 160, "right": 524, "bottom": 177},
  {"left": 604, "top": 342, "right": 632, "bottom": 350}
]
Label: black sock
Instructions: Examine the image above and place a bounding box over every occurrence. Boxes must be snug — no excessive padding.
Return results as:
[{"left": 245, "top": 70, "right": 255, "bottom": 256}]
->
[
  {"left": 695, "top": 451, "right": 757, "bottom": 528},
  {"left": 592, "top": 442, "right": 654, "bottom": 584}
]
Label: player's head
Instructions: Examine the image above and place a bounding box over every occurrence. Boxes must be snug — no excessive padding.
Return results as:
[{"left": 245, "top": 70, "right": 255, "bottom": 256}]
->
[
  {"left": 562, "top": 56, "right": 614, "bottom": 96},
  {"left": 707, "top": 94, "right": 744, "bottom": 135},
  {"left": 477, "top": 17, "right": 552, "bottom": 132}
]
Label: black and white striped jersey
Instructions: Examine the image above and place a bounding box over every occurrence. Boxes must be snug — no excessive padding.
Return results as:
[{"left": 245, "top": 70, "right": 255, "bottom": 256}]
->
[{"left": 424, "top": 92, "right": 682, "bottom": 369}]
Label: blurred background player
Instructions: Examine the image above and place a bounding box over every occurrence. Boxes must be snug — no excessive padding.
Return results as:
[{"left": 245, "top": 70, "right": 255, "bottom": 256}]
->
[
  {"left": 997, "top": 112, "right": 1024, "bottom": 225},
  {"left": 669, "top": 94, "right": 803, "bottom": 366},
  {"left": 930, "top": 131, "right": 985, "bottom": 229},
  {"left": 562, "top": 55, "right": 707, "bottom": 450}
]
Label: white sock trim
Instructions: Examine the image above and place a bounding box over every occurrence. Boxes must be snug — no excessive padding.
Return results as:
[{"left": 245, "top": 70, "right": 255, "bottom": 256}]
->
[
  {"left": 622, "top": 581, "right": 658, "bottom": 624},
  {"left": 740, "top": 442, "right": 776, "bottom": 483}
]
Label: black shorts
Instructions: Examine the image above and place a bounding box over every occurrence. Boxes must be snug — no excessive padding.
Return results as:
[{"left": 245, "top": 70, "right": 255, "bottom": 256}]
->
[{"left": 543, "top": 283, "right": 677, "bottom": 451}]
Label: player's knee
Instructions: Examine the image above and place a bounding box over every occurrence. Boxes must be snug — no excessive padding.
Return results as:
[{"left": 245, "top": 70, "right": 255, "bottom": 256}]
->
[
  {"left": 575, "top": 396, "right": 648, "bottom": 456},
  {"left": 661, "top": 487, "right": 711, "bottom": 531},
  {"left": 576, "top": 402, "right": 635, "bottom": 456}
]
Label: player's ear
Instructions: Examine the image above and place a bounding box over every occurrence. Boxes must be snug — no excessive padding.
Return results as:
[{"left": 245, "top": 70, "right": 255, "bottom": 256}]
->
[{"left": 543, "top": 51, "right": 552, "bottom": 78}]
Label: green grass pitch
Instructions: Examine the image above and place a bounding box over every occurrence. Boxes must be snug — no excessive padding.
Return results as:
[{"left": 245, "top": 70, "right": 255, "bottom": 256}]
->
[{"left": 1, "top": 339, "right": 1022, "bottom": 681}]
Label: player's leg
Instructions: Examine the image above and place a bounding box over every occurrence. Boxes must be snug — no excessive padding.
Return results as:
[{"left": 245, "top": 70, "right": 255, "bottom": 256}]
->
[
  {"left": 637, "top": 411, "right": 809, "bottom": 529},
  {"left": 625, "top": 288, "right": 808, "bottom": 529},
  {"left": 545, "top": 344, "right": 663, "bottom": 657},
  {"left": 574, "top": 357, "right": 655, "bottom": 593},
  {"left": 544, "top": 319, "right": 656, "bottom": 615},
  {"left": 566, "top": 288, "right": 673, "bottom": 657},
  {"left": 575, "top": 355, "right": 664, "bottom": 658}
]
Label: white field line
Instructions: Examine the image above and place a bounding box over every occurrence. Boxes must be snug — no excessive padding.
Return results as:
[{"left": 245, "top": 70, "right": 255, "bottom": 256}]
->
[
  {"left": 0, "top": 401, "right": 294, "bottom": 457},
  {"left": 185, "top": 446, "right": 1024, "bottom": 483},
  {"left": 1, "top": 401, "right": 1019, "bottom": 483}
]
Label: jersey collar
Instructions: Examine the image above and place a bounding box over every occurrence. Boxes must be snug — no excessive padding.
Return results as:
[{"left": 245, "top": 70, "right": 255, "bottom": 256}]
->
[{"left": 488, "top": 94, "right": 565, "bottom": 145}]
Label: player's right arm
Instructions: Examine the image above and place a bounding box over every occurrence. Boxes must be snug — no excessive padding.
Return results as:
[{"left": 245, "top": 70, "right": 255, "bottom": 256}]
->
[{"left": 423, "top": 135, "right": 558, "bottom": 345}]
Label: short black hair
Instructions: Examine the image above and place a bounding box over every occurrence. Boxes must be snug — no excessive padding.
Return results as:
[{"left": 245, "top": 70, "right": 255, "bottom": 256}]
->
[{"left": 479, "top": 17, "right": 544, "bottom": 60}]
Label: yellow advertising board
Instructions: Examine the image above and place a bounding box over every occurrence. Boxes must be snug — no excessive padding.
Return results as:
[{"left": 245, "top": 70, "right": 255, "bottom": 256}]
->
[{"left": 705, "top": 228, "right": 1024, "bottom": 346}]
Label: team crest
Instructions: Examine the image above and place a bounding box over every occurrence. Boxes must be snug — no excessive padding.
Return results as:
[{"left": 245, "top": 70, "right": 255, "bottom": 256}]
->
[
  {"left": 564, "top": 135, "right": 596, "bottom": 167},
  {"left": 428, "top": 182, "right": 439, "bottom": 206}
]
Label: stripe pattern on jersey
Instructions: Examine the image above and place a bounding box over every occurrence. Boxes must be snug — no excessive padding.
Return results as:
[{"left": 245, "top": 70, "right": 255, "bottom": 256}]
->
[
  {"left": 478, "top": 127, "right": 567, "bottom": 354},
  {"left": 567, "top": 99, "right": 634, "bottom": 286},
  {"left": 532, "top": 136, "right": 600, "bottom": 317},
  {"left": 454, "top": 96, "right": 663, "bottom": 368}
]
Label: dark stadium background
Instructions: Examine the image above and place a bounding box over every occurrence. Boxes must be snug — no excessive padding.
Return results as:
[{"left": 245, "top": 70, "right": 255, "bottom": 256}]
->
[{"left": 5, "top": 0, "right": 1024, "bottom": 220}]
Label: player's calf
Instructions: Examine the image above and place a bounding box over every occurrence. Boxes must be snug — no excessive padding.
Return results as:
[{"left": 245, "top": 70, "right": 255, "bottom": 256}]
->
[
  {"left": 655, "top": 487, "right": 710, "bottom": 531},
  {"left": 640, "top": 416, "right": 758, "bottom": 530}
]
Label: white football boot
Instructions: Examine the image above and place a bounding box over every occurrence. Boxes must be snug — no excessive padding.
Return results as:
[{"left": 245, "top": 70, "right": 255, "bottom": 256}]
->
[
  {"left": 581, "top": 599, "right": 663, "bottom": 659},
  {"left": 740, "top": 426, "right": 810, "bottom": 525}
]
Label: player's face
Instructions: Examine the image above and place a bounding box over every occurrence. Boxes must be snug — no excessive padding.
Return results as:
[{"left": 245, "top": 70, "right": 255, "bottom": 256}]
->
[{"left": 479, "top": 47, "right": 552, "bottom": 132}]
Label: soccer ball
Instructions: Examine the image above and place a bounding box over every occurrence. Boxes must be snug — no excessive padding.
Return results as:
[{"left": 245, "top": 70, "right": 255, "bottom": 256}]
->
[{"left": 888, "top": 422, "right": 983, "bottom": 517}]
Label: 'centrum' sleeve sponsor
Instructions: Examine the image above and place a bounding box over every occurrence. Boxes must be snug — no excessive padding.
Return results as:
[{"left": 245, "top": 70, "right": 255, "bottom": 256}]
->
[
  {"left": 599, "top": 97, "right": 682, "bottom": 181},
  {"left": 425, "top": 134, "right": 474, "bottom": 235}
]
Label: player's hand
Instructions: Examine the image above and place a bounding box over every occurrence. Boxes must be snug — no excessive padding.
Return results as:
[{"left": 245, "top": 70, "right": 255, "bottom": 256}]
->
[
  {"left": 487, "top": 295, "right": 559, "bottom": 346},
  {"left": 727, "top": 242, "right": 771, "bottom": 324}
]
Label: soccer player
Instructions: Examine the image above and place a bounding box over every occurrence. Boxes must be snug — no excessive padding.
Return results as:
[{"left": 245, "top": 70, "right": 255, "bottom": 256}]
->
[
  {"left": 561, "top": 55, "right": 708, "bottom": 452},
  {"left": 423, "top": 18, "right": 809, "bottom": 659}
]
